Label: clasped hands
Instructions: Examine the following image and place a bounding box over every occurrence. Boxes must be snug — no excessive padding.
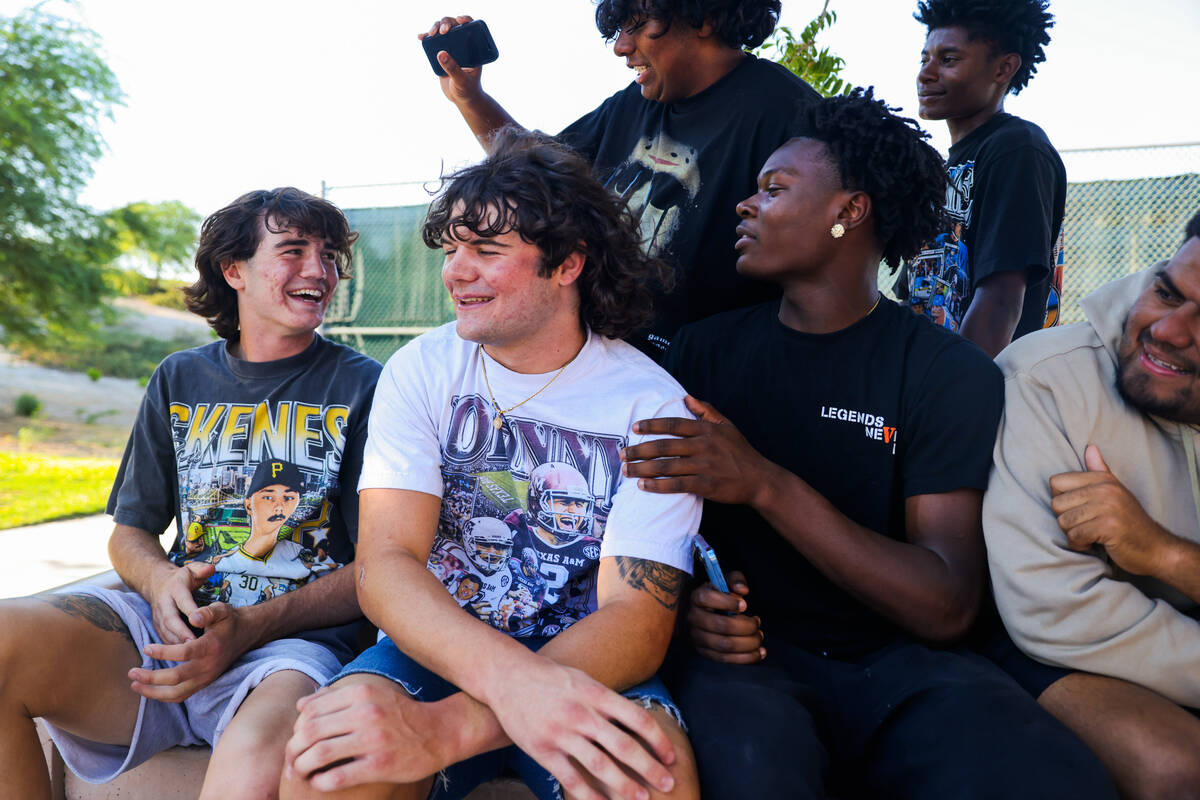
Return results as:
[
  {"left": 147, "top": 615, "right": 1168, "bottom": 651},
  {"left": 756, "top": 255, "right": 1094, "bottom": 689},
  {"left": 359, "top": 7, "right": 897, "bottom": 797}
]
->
[{"left": 133, "top": 561, "right": 250, "bottom": 702}]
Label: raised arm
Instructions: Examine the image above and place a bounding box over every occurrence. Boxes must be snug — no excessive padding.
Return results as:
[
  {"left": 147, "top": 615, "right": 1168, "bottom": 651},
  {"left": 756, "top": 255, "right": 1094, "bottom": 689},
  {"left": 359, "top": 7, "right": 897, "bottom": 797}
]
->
[
  {"left": 419, "top": 15, "right": 522, "bottom": 150},
  {"left": 623, "top": 396, "right": 984, "bottom": 642}
]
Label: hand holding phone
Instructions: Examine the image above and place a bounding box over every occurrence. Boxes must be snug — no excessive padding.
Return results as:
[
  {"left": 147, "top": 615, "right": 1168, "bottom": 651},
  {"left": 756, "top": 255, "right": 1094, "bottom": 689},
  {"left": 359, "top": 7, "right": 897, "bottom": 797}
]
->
[
  {"left": 694, "top": 534, "right": 730, "bottom": 593},
  {"left": 689, "top": 538, "right": 765, "bottom": 663},
  {"left": 421, "top": 18, "right": 499, "bottom": 77}
]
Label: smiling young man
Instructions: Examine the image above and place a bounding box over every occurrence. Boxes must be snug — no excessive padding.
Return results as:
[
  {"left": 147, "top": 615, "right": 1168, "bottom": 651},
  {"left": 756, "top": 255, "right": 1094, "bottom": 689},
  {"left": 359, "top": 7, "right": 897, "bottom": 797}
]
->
[
  {"left": 0, "top": 188, "right": 380, "bottom": 798},
  {"left": 421, "top": 1, "right": 818, "bottom": 359},
  {"left": 896, "top": 0, "right": 1065, "bottom": 358},
  {"left": 984, "top": 213, "right": 1200, "bottom": 798},
  {"left": 621, "top": 91, "right": 1114, "bottom": 799},
  {"left": 281, "top": 130, "right": 702, "bottom": 800}
]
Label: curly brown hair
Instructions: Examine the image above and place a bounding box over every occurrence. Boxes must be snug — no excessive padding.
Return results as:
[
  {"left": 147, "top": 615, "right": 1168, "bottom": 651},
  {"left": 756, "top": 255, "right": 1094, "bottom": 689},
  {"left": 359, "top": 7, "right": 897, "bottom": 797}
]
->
[
  {"left": 184, "top": 188, "right": 357, "bottom": 341},
  {"left": 422, "top": 128, "right": 672, "bottom": 340}
]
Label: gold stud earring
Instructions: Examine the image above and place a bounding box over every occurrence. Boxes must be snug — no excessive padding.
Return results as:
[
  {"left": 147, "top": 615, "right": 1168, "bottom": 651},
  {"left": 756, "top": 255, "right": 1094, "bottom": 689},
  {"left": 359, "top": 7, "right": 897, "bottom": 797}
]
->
[{"left": 830, "top": 223, "right": 846, "bottom": 239}]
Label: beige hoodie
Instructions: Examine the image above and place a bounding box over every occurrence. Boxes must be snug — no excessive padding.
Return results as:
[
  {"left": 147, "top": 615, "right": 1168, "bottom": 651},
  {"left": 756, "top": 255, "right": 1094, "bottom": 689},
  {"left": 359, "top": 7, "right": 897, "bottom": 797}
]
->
[{"left": 984, "top": 264, "right": 1200, "bottom": 708}]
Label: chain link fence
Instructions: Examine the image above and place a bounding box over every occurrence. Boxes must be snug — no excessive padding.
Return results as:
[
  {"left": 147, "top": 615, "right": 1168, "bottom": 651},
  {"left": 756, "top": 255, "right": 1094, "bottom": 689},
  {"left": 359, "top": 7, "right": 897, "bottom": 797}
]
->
[
  {"left": 323, "top": 143, "right": 1200, "bottom": 361},
  {"left": 1057, "top": 143, "right": 1200, "bottom": 324}
]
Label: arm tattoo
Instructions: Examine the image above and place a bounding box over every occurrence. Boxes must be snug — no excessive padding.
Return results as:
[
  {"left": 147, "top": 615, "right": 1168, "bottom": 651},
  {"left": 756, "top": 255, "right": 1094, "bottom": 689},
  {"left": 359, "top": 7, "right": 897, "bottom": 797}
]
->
[
  {"left": 37, "top": 593, "right": 138, "bottom": 651},
  {"left": 614, "top": 557, "right": 685, "bottom": 611}
]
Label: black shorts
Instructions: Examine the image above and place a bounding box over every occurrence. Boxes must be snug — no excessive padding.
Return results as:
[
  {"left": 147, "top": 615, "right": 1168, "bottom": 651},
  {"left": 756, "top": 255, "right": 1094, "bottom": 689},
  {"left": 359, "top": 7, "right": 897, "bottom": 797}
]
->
[{"left": 970, "top": 617, "right": 1074, "bottom": 699}]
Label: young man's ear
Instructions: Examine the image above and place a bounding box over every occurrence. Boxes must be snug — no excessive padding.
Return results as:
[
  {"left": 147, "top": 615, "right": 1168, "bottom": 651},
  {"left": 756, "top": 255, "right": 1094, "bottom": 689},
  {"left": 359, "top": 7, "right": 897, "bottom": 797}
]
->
[
  {"left": 553, "top": 250, "right": 587, "bottom": 286},
  {"left": 994, "top": 52, "right": 1021, "bottom": 90},
  {"left": 837, "top": 191, "right": 873, "bottom": 233},
  {"left": 221, "top": 260, "right": 247, "bottom": 291}
]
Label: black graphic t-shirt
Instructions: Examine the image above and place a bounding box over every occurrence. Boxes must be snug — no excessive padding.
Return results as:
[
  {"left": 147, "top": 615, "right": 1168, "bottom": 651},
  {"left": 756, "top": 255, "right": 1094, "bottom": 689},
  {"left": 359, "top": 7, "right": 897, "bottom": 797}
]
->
[
  {"left": 897, "top": 113, "right": 1066, "bottom": 339},
  {"left": 360, "top": 325, "right": 700, "bottom": 639},
  {"left": 107, "top": 336, "right": 381, "bottom": 658},
  {"left": 559, "top": 55, "right": 819, "bottom": 356},
  {"left": 665, "top": 300, "right": 1002, "bottom": 657}
]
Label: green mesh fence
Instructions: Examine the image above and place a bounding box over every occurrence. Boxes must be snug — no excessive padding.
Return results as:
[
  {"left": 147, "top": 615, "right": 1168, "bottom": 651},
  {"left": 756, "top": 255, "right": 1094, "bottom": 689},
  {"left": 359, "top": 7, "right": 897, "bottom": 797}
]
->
[
  {"left": 326, "top": 143, "right": 1200, "bottom": 362},
  {"left": 1057, "top": 144, "right": 1200, "bottom": 323}
]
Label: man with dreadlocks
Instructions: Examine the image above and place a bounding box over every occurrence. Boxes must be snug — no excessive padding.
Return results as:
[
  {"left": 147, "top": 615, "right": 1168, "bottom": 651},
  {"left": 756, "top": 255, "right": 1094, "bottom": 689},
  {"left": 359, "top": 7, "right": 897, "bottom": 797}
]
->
[
  {"left": 420, "top": 1, "right": 819, "bottom": 360},
  {"left": 897, "top": 0, "right": 1066, "bottom": 358},
  {"left": 622, "top": 91, "right": 1115, "bottom": 799}
]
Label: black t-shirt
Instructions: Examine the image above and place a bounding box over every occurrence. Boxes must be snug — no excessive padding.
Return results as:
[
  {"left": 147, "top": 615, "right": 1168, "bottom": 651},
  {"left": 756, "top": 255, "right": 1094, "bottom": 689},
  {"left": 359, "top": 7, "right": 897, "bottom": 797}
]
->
[
  {"left": 559, "top": 55, "right": 819, "bottom": 357},
  {"left": 897, "top": 113, "right": 1066, "bottom": 340},
  {"left": 664, "top": 300, "right": 1003, "bottom": 657}
]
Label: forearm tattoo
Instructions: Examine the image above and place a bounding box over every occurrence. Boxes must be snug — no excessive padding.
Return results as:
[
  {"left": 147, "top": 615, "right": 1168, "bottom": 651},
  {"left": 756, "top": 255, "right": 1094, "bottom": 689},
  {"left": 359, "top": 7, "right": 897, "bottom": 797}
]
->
[
  {"left": 38, "top": 593, "right": 138, "bottom": 651},
  {"left": 615, "top": 557, "right": 685, "bottom": 611}
]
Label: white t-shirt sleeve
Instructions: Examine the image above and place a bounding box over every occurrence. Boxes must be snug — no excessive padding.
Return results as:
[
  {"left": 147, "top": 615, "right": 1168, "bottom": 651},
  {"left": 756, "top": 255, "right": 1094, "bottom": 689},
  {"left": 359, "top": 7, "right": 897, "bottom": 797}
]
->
[
  {"left": 600, "top": 395, "right": 700, "bottom": 573},
  {"left": 358, "top": 338, "right": 444, "bottom": 497}
]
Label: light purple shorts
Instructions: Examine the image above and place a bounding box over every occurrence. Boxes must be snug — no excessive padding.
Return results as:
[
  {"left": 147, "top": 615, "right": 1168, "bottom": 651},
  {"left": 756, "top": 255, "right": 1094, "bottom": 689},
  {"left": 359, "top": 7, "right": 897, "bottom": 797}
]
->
[{"left": 40, "top": 586, "right": 342, "bottom": 784}]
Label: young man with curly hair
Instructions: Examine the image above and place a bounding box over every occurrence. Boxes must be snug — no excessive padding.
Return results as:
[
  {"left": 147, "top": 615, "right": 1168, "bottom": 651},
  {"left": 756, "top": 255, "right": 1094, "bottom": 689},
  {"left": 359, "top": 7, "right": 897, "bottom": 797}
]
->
[
  {"left": 420, "top": 1, "right": 819, "bottom": 359},
  {"left": 0, "top": 188, "right": 381, "bottom": 798},
  {"left": 621, "top": 91, "right": 1115, "bottom": 799},
  {"left": 897, "top": 0, "right": 1066, "bottom": 358},
  {"left": 282, "top": 129, "right": 702, "bottom": 800}
]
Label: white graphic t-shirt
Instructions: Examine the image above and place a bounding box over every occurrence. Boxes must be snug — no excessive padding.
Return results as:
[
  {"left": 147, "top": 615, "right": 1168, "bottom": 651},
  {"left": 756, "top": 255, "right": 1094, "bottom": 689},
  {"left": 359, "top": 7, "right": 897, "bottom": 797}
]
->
[{"left": 360, "top": 325, "right": 701, "bottom": 637}]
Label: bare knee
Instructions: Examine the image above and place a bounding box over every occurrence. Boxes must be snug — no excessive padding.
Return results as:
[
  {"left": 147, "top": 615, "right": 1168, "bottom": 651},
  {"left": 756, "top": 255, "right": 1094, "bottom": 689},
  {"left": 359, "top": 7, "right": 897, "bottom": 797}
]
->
[
  {"left": 202, "top": 672, "right": 320, "bottom": 800},
  {"left": 280, "top": 770, "right": 413, "bottom": 800},
  {"left": 1040, "top": 673, "right": 1200, "bottom": 800},
  {"left": 1131, "top": 745, "right": 1200, "bottom": 800},
  {"left": 648, "top": 706, "right": 699, "bottom": 800}
]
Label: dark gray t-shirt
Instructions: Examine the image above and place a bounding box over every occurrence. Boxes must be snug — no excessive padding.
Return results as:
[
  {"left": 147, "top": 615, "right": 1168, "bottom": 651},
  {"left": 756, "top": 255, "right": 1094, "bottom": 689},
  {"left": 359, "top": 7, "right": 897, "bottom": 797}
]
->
[{"left": 107, "top": 335, "right": 381, "bottom": 659}]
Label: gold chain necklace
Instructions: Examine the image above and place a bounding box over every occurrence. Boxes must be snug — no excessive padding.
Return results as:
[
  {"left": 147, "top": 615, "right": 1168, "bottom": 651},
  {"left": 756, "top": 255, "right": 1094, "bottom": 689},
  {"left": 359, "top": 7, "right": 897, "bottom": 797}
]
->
[{"left": 478, "top": 346, "right": 570, "bottom": 430}]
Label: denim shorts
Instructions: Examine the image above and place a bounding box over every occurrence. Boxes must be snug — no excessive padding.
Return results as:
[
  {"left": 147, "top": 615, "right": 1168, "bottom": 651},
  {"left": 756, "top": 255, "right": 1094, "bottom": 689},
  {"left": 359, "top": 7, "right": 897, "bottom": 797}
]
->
[{"left": 331, "top": 635, "right": 683, "bottom": 800}]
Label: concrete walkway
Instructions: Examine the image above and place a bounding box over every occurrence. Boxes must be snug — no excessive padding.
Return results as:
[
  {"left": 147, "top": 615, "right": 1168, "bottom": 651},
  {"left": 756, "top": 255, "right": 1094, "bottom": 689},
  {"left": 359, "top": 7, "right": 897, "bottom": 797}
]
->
[{"left": 0, "top": 515, "right": 174, "bottom": 598}]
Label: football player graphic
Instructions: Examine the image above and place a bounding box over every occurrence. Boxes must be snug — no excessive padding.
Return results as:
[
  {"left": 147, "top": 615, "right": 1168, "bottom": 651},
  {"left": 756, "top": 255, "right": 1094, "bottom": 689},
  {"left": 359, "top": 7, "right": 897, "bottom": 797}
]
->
[
  {"left": 507, "top": 462, "right": 603, "bottom": 617},
  {"left": 436, "top": 518, "right": 520, "bottom": 618},
  {"left": 463, "top": 516, "right": 516, "bottom": 576},
  {"left": 526, "top": 461, "right": 595, "bottom": 547}
]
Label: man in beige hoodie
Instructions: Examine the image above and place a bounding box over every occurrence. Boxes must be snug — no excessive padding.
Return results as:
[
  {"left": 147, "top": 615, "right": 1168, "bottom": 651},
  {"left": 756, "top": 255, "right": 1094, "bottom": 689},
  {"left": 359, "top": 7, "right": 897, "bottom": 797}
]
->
[{"left": 985, "top": 211, "right": 1200, "bottom": 799}]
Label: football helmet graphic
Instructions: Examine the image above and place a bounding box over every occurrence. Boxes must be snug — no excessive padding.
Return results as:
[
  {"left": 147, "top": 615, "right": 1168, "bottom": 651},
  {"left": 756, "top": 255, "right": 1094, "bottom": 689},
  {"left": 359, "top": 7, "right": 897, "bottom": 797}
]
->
[
  {"left": 462, "top": 517, "right": 515, "bottom": 575},
  {"left": 527, "top": 461, "right": 594, "bottom": 542}
]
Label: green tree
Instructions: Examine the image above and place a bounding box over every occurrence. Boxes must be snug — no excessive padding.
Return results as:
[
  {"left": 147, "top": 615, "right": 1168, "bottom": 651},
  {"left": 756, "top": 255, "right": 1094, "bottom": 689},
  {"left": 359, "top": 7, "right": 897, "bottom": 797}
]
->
[
  {"left": 756, "top": 1, "right": 851, "bottom": 98},
  {"left": 0, "top": 6, "right": 123, "bottom": 346},
  {"left": 108, "top": 200, "right": 202, "bottom": 285}
]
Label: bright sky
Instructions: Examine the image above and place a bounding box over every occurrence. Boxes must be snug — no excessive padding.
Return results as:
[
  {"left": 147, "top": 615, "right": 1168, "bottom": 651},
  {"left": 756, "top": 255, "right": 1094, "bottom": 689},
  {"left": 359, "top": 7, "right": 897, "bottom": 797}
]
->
[{"left": 6, "top": 0, "right": 1199, "bottom": 215}]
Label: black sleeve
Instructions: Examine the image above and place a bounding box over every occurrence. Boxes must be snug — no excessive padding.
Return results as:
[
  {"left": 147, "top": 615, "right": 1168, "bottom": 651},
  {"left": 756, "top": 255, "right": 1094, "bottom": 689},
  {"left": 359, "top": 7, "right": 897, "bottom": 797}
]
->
[
  {"left": 332, "top": 386, "right": 373, "bottom": 551},
  {"left": 969, "top": 145, "right": 1060, "bottom": 290},
  {"left": 556, "top": 92, "right": 620, "bottom": 164},
  {"left": 901, "top": 339, "right": 1004, "bottom": 497},
  {"left": 106, "top": 364, "right": 179, "bottom": 537},
  {"left": 662, "top": 323, "right": 701, "bottom": 395}
]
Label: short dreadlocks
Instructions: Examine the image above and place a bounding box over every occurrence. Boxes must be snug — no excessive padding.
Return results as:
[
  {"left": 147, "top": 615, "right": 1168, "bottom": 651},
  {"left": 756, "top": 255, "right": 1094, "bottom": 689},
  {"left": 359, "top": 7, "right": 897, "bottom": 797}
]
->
[{"left": 788, "top": 88, "right": 948, "bottom": 270}]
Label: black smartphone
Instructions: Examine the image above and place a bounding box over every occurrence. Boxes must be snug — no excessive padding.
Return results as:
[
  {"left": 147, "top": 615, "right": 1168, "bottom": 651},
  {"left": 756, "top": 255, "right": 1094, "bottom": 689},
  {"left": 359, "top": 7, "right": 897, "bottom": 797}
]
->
[{"left": 422, "top": 19, "right": 500, "bottom": 77}]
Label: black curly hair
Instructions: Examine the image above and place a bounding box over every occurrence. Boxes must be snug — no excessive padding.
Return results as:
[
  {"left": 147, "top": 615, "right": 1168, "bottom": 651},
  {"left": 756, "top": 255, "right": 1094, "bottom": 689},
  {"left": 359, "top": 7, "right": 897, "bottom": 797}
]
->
[
  {"left": 422, "top": 127, "right": 672, "bottom": 340},
  {"left": 915, "top": 0, "right": 1053, "bottom": 94},
  {"left": 185, "top": 188, "right": 357, "bottom": 341},
  {"left": 594, "top": 0, "right": 780, "bottom": 50},
  {"left": 1185, "top": 211, "right": 1200, "bottom": 243},
  {"left": 787, "top": 88, "right": 948, "bottom": 271}
]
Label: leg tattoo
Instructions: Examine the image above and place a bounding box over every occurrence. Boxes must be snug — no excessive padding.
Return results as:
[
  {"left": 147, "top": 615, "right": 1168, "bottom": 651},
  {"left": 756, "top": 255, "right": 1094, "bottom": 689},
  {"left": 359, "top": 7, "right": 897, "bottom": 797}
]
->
[{"left": 37, "top": 593, "right": 138, "bottom": 651}]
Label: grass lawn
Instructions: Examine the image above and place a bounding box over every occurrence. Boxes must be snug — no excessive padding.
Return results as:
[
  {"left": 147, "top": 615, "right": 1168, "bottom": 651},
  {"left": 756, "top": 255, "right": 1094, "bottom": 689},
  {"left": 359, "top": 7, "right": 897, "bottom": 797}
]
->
[{"left": 0, "top": 450, "right": 118, "bottom": 530}]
